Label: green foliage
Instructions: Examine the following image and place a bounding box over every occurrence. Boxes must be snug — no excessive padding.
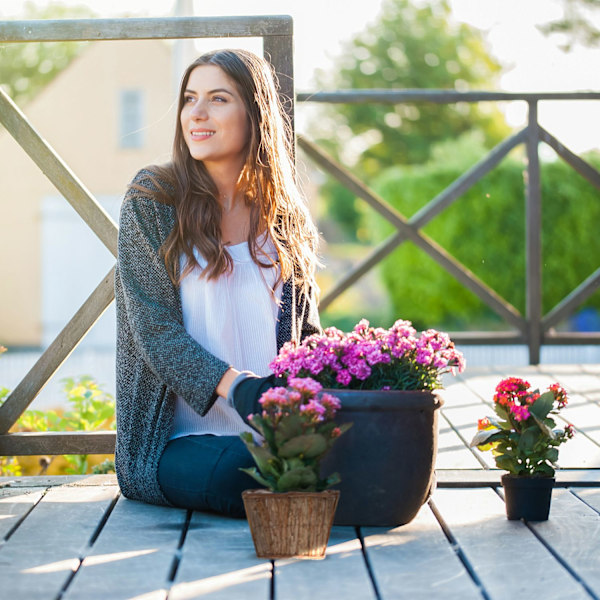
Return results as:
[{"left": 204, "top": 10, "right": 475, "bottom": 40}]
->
[
  {"left": 313, "top": 0, "right": 508, "bottom": 172},
  {"left": 0, "top": 2, "right": 94, "bottom": 104},
  {"left": 92, "top": 459, "right": 115, "bottom": 475},
  {"left": 0, "top": 368, "right": 115, "bottom": 476},
  {"left": 538, "top": 0, "right": 600, "bottom": 50},
  {"left": 369, "top": 150, "right": 600, "bottom": 330},
  {"left": 309, "top": 0, "right": 510, "bottom": 240},
  {"left": 58, "top": 376, "right": 116, "bottom": 474}
]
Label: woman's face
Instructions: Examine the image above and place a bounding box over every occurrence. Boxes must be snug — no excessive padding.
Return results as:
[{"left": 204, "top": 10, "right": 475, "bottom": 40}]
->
[{"left": 180, "top": 65, "right": 250, "bottom": 170}]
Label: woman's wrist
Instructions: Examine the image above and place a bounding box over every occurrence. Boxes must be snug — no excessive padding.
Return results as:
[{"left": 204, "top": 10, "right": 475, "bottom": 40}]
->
[{"left": 216, "top": 367, "right": 242, "bottom": 399}]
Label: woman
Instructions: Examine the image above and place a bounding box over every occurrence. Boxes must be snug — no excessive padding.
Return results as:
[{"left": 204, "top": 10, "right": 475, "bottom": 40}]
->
[{"left": 114, "top": 49, "right": 321, "bottom": 517}]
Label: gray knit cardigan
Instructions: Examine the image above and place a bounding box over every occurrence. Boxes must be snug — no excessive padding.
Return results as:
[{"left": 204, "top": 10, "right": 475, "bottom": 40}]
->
[{"left": 114, "top": 169, "right": 321, "bottom": 506}]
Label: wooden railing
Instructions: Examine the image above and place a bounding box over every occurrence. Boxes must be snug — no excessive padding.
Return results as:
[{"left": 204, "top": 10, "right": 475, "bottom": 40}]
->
[
  {"left": 0, "top": 16, "right": 294, "bottom": 457},
  {"left": 1, "top": 17, "right": 599, "bottom": 458},
  {"left": 297, "top": 90, "right": 600, "bottom": 364}
]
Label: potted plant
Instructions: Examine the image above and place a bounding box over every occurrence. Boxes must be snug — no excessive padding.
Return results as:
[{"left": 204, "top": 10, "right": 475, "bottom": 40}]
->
[
  {"left": 240, "top": 377, "right": 351, "bottom": 559},
  {"left": 470, "top": 377, "right": 575, "bottom": 520},
  {"left": 269, "top": 319, "right": 465, "bottom": 526}
]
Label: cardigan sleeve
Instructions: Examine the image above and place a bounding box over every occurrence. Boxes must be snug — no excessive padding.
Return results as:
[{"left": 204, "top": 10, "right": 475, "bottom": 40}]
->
[{"left": 116, "top": 186, "right": 230, "bottom": 417}]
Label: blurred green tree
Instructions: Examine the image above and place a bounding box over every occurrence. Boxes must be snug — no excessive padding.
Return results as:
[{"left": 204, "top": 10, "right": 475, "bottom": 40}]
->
[
  {"left": 0, "top": 2, "right": 94, "bottom": 105},
  {"left": 538, "top": 0, "right": 600, "bottom": 50},
  {"left": 307, "top": 0, "right": 510, "bottom": 240},
  {"left": 310, "top": 0, "right": 508, "bottom": 174}
]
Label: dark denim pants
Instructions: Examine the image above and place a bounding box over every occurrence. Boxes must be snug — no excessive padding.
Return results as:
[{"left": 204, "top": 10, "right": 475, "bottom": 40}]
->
[{"left": 157, "top": 434, "right": 257, "bottom": 518}]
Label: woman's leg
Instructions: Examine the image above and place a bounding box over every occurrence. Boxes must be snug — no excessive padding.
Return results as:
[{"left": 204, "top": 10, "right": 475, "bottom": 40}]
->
[{"left": 157, "top": 434, "right": 256, "bottom": 517}]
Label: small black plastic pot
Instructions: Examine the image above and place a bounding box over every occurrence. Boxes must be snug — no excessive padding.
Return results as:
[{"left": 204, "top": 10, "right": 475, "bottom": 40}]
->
[
  {"left": 501, "top": 474, "right": 555, "bottom": 521},
  {"left": 320, "top": 389, "right": 443, "bottom": 527}
]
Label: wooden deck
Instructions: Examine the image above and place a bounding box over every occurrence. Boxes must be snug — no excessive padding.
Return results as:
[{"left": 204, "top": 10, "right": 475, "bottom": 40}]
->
[{"left": 1, "top": 365, "right": 600, "bottom": 599}]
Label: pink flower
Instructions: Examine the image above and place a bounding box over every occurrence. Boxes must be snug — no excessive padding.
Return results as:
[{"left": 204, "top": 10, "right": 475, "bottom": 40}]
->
[
  {"left": 549, "top": 383, "right": 568, "bottom": 408},
  {"left": 259, "top": 387, "right": 289, "bottom": 409},
  {"left": 299, "top": 399, "right": 327, "bottom": 422},
  {"left": 288, "top": 377, "right": 323, "bottom": 396},
  {"left": 510, "top": 404, "right": 530, "bottom": 422},
  {"left": 319, "top": 393, "right": 341, "bottom": 418}
]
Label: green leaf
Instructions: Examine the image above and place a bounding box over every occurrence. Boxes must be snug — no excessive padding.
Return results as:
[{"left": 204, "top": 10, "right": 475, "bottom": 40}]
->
[
  {"left": 279, "top": 434, "right": 328, "bottom": 459},
  {"left": 276, "top": 467, "right": 318, "bottom": 492},
  {"left": 240, "top": 435, "right": 281, "bottom": 478},
  {"left": 274, "top": 414, "right": 304, "bottom": 443},
  {"left": 494, "top": 403, "right": 510, "bottom": 423},
  {"left": 529, "top": 391, "right": 555, "bottom": 421},
  {"left": 495, "top": 455, "right": 517, "bottom": 473},
  {"left": 239, "top": 467, "right": 276, "bottom": 491},
  {"left": 535, "top": 463, "right": 555, "bottom": 477},
  {"left": 530, "top": 412, "right": 556, "bottom": 440},
  {"left": 518, "top": 427, "right": 540, "bottom": 454}
]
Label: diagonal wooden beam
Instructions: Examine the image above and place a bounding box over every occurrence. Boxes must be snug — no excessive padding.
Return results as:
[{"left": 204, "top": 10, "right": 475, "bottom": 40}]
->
[
  {"left": 0, "top": 268, "right": 115, "bottom": 434},
  {"left": 0, "top": 87, "right": 118, "bottom": 256},
  {"left": 320, "top": 232, "right": 404, "bottom": 310},
  {"left": 299, "top": 136, "right": 526, "bottom": 331},
  {"left": 539, "top": 126, "right": 600, "bottom": 190},
  {"left": 410, "top": 128, "right": 528, "bottom": 229},
  {"left": 542, "top": 267, "right": 600, "bottom": 331}
]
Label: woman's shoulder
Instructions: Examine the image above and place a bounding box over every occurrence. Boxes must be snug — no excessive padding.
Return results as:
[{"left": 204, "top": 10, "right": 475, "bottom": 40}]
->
[
  {"left": 125, "top": 164, "right": 176, "bottom": 208},
  {"left": 119, "top": 165, "right": 178, "bottom": 238}
]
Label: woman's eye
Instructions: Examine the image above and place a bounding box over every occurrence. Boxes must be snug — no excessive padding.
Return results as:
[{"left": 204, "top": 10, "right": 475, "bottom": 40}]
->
[
  {"left": 184, "top": 95, "right": 196, "bottom": 103},
  {"left": 212, "top": 95, "right": 227, "bottom": 103}
]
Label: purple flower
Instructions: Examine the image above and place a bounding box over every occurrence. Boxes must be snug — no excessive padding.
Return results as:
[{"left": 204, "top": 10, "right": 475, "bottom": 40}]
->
[{"left": 269, "top": 318, "right": 464, "bottom": 391}]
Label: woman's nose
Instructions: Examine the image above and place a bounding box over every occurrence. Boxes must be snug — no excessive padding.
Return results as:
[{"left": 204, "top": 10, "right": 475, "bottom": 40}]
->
[{"left": 190, "top": 100, "right": 208, "bottom": 119}]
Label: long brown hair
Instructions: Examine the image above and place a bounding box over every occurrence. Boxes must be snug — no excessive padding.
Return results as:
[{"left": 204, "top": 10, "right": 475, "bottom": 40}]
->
[{"left": 131, "top": 49, "right": 319, "bottom": 295}]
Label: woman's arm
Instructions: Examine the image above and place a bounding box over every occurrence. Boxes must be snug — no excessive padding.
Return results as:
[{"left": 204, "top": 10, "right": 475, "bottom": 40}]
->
[{"left": 116, "top": 189, "right": 230, "bottom": 416}]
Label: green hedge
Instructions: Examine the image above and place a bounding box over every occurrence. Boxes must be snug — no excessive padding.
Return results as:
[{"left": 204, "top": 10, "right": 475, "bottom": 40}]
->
[{"left": 370, "top": 154, "right": 600, "bottom": 331}]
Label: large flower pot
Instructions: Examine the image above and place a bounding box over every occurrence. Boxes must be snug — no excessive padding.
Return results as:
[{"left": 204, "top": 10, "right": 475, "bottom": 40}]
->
[
  {"left": 501, "top": 474, "right": 555, "bottom": 521},
  {"left": 320, "top": 389, "right": 443, "bottom": 526},
  {"left": 242, "top": 489, "right": 340, "bottom": 559}
]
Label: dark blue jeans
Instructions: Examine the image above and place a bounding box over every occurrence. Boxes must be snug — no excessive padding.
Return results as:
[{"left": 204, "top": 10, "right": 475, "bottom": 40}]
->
[{"left": 157, "top": 434, "right": 257, "bottom": 518}]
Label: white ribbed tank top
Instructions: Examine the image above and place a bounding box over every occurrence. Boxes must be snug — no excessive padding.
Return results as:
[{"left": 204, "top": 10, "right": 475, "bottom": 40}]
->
[{"left": 169, "top": 235, "right": 281, "bottom": 440}]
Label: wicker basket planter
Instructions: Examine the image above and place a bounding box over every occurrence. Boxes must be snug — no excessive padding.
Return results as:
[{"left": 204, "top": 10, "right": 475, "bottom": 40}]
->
[{"left": 242, "top": 489, "right": 340, "bottom": 559}]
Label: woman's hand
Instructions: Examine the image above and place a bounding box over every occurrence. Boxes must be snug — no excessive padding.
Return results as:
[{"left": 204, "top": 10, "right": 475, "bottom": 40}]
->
[{"left": 226, "top": 372, "right": 286, "bottom": 424}]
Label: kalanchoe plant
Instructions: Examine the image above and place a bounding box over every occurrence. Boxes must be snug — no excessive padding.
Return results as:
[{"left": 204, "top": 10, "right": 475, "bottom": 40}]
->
[
  {"left": 470, "top": 377, "right": 575, "bottom": 477},
  {"left": 240, "top": 377, "right": 352, "bottom": 493},
  {"left": 270, "top": 319, "right": 465, "bottom": 391}
]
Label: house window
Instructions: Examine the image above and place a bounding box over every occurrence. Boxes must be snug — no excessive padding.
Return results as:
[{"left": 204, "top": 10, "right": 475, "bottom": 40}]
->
[{"left": 119, "top": 89, "right": 144, "bottom": 148}]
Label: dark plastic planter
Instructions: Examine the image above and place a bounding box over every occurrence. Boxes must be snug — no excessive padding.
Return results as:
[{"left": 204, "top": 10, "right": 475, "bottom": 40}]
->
[
  {"left": 501, "top": 474, "right": 555, "bottom": 521},
  {"left": 320, "top": 389, "right": 443, "bottom": 527}
]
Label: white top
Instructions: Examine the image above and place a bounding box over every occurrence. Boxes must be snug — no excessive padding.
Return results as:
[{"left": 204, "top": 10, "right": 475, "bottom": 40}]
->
[{"left": 170, "top": 235, "right": 281, "bottom": 440}]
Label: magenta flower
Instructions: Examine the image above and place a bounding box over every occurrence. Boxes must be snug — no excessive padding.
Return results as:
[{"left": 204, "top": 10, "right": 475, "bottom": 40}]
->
[
  {"left": 510, "top": 404, "right": 531, "bottom": 422},
  {"left": 270, "top": 318, "right": 465, "bottom": 391}
]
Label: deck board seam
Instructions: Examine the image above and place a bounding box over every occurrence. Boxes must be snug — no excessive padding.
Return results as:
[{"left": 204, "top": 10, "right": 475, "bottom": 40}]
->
[
  {"left": 165, "top": 508, "right": 192, "bottom": 594},
  {"left": 55, "top": 488, "right": 121, "bottom": 600},
  {"left": 525, "top": 518, "right": 600, "bottom": 600},
  {"left": 0, "top": 486, "right": 48, "bottom": 546},
  {"left": 428, "top": 499, "right": 491, "bottom": 600},
  {"left": 569, "top": 488, "right": 600, "bottom": 517},
  {"left": 356, "top": 525, "right": 382, "bottom": 600}
]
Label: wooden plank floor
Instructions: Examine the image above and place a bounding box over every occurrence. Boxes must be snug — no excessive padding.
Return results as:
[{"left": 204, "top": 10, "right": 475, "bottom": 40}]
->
[{"left": 0, "top": 365, "right": 599, "bottom": 599}]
